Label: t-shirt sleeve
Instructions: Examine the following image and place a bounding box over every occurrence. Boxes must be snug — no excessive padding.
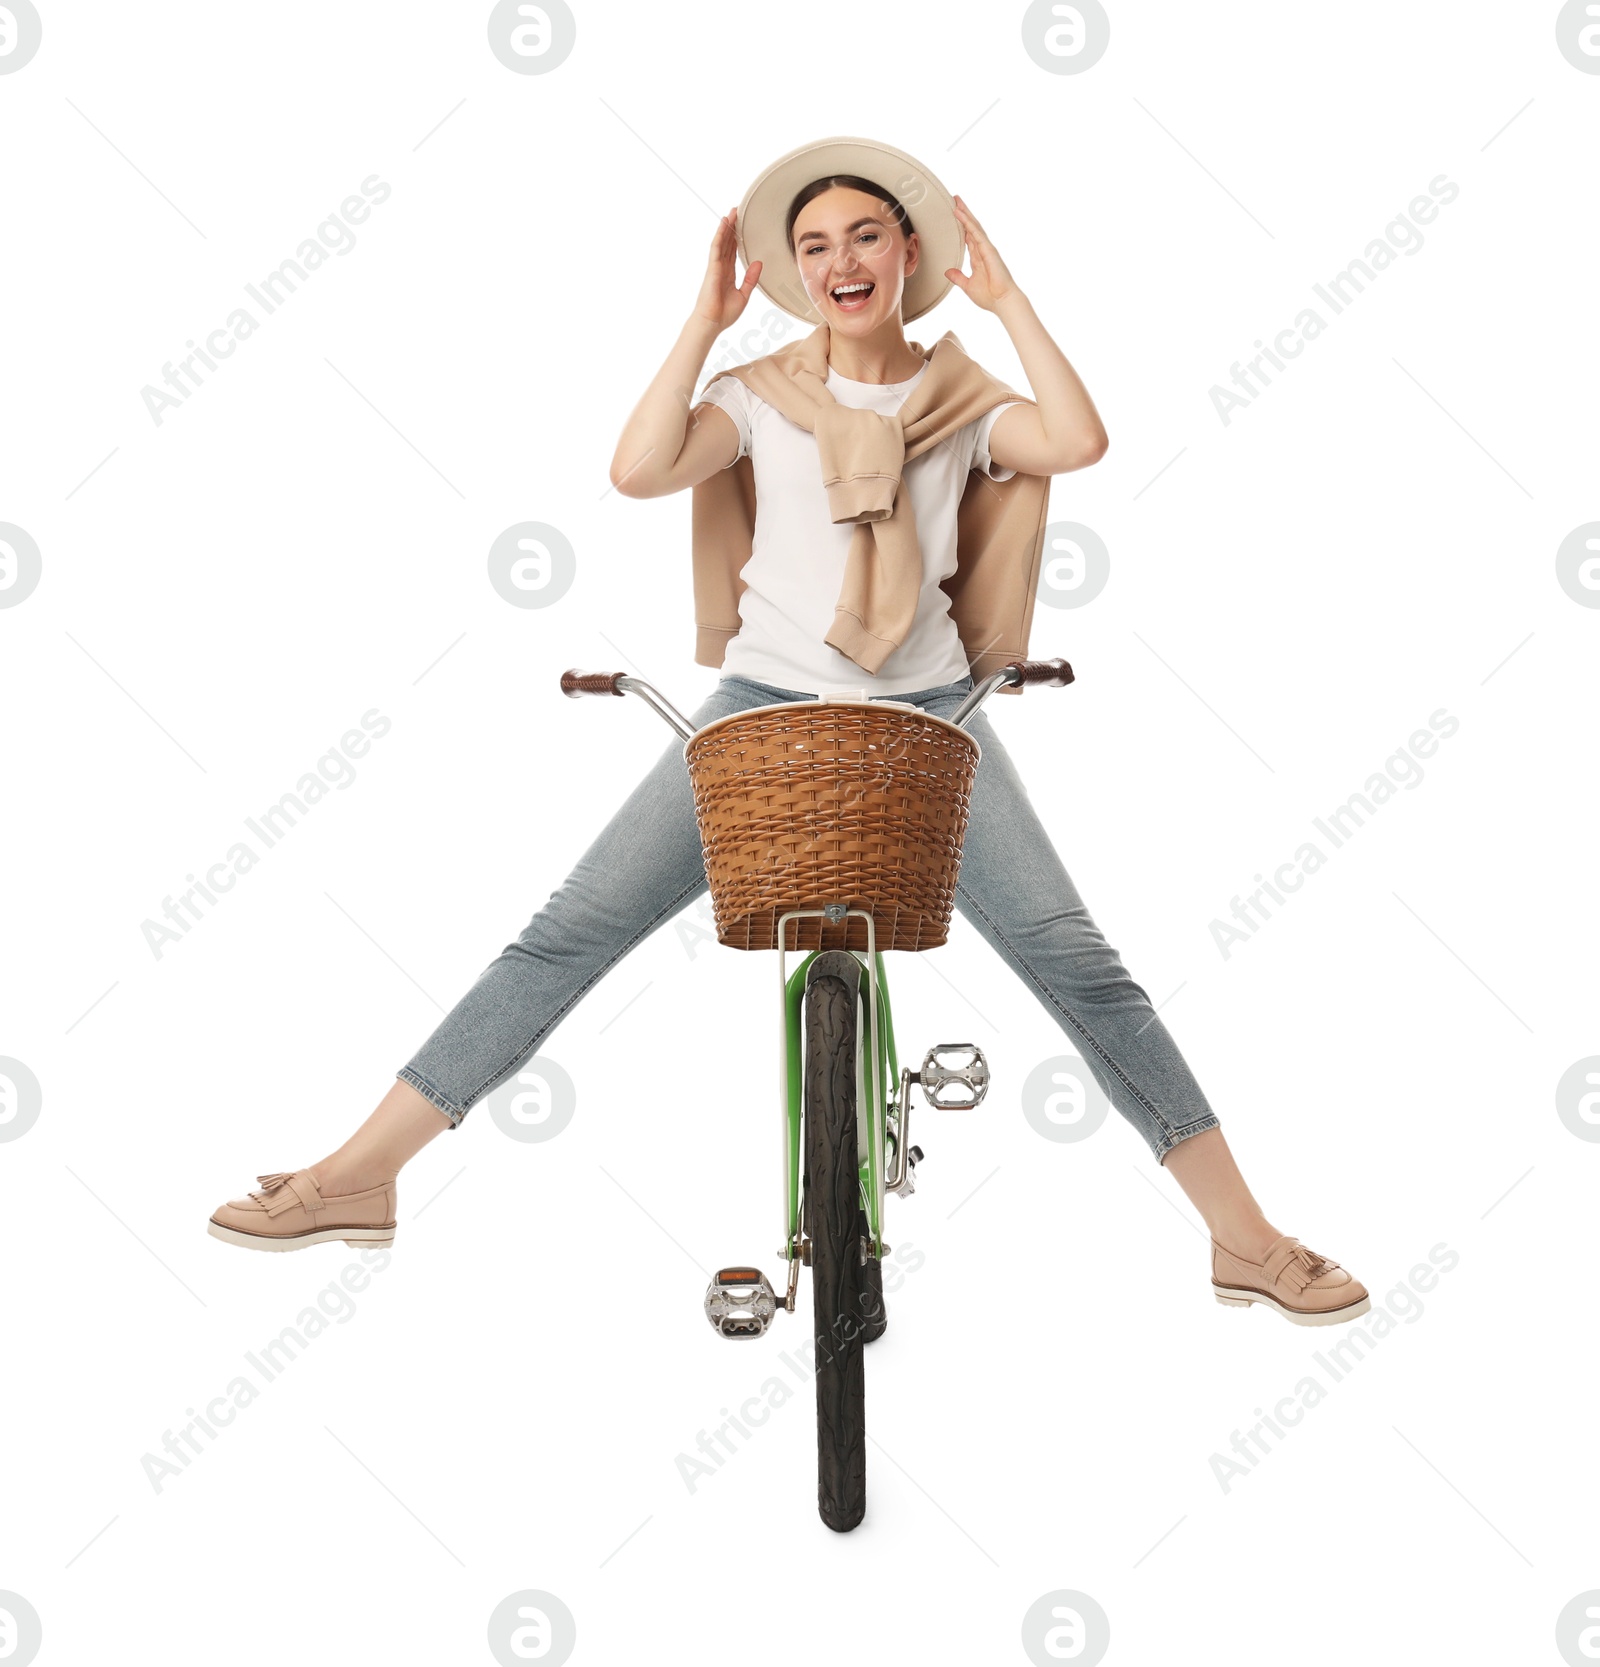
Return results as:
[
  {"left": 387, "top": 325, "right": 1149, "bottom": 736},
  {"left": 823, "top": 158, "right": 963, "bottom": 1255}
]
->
[
  {"left": 693, "top": 375, "right": 752, "bottom": 466},
  {"left": 972, "top": 400, "right": 1025, "bottom": 482}
]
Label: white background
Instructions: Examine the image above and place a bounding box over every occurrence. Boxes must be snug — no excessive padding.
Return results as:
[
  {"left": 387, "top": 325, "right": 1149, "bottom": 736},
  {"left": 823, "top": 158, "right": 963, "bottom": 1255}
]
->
[{"left": 2, "top": 2, "right": 1595, "bottom": 1662}]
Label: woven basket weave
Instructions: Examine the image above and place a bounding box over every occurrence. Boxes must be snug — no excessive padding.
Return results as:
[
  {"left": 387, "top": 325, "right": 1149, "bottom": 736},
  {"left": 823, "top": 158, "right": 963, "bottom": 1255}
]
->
[{"left": 684, "top": 699, "right": 981, "bottom": 952}]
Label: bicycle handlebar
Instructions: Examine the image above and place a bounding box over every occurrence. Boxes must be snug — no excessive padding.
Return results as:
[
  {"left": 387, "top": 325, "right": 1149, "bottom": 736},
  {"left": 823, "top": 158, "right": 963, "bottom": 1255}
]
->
[
  {"left": 558, "top": 654, "right": 1075, "bottom": 743},
  {"left": 1002, "top": 657, "right": 1074, "bottom": 688},
  {"left": 560, "top": 668, "right": 626, "bottom": 698}
]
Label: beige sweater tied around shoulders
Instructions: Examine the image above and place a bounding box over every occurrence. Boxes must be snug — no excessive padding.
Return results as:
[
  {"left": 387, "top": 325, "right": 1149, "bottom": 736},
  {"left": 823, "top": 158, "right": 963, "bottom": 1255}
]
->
[{"left": 689, "top": 324, "right": 1051, "bottom": 693}]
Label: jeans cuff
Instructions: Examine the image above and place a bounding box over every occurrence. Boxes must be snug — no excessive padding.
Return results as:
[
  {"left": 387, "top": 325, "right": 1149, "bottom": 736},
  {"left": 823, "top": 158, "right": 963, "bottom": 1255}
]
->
[
  {"left": 396, "top": 1067, "right": 466, "bottom": 1129},
  {"left": 1154, "top": 1113, "right": 1220, "bottom": 1166}
]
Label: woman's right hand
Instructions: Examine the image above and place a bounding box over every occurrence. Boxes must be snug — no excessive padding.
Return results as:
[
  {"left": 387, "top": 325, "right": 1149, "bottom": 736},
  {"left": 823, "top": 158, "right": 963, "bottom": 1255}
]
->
[{"left": 692, "top": 208, "right": 763, "bottom": 331}]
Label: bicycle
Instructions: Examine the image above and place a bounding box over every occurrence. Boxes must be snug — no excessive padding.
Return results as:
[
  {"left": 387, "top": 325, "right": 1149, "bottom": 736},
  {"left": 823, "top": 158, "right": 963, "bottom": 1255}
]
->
[{"left": 560, "top": 656, "right": 1075, "bottom": 1531}]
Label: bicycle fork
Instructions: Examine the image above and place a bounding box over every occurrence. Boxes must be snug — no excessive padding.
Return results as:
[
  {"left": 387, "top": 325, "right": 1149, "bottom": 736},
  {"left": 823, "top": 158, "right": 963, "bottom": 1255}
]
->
[{"left": 702, "top": 903, "right": 991, "bottom": 1339}]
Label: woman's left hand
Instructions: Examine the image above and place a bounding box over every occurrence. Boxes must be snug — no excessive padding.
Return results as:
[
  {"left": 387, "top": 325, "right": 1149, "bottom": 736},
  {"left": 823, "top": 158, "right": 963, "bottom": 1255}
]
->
[{"left": 944, "top": 195, "right": 1023, "bottom": 311}]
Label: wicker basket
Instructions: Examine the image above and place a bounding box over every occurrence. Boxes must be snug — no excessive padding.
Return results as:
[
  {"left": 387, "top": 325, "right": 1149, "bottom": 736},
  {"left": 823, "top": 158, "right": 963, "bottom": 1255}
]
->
[{"left": 684, "top": 698, "right": 982, "bottom": 952}]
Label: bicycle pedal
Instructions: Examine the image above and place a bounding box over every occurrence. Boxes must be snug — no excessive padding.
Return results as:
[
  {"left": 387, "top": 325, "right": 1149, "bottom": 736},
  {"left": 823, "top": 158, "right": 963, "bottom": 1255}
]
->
[
  {"left": 704, "top": 1266, "right": 778, "bottom": 1339},
  {"left": 917, "top": 1043, "right": 989, "bottom": 1109}
]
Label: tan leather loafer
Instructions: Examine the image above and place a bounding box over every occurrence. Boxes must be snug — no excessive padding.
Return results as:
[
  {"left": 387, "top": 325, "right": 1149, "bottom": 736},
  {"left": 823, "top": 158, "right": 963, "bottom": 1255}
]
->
[
  {"left": 208, "top": 1170, "right": 396, "bottom": 1252},
  {"left": 1211, "top": 1233, "right": 1369, "bottom": 1326}
]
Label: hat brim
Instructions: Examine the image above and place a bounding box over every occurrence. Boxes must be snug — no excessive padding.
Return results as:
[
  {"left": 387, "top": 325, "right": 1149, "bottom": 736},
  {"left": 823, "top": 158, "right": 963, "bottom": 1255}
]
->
[{"left": 735, "top": 135, "right": 962, "bottom": 326}]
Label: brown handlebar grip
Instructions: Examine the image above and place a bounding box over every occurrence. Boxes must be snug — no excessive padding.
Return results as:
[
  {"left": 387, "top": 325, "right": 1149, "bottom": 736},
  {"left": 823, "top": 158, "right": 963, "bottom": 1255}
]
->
[
  {"left": 1003, "top": 657, "right": 1075, "bottom": 688},
  {"left": 559, "top": 668, "right": 627, "bottom": 698}
]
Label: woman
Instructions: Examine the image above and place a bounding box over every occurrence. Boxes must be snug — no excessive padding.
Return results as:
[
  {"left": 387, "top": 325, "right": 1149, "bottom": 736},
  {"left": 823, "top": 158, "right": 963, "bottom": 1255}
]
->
[{"left": 207, "top": 137, "right": 1364, "bottom": 1328}]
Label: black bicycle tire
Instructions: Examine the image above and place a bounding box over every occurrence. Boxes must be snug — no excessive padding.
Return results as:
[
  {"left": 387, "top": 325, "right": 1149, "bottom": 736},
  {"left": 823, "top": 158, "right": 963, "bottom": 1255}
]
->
[{"left": 803, "top": 974, "right": 867, "bottom": 1532}]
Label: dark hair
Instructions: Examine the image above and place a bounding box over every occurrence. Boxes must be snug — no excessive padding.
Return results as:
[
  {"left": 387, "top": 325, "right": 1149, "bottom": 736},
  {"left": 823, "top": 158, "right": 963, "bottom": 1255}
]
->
[{"left": 784, "top": 174, "right": 916, "bottom": 252}]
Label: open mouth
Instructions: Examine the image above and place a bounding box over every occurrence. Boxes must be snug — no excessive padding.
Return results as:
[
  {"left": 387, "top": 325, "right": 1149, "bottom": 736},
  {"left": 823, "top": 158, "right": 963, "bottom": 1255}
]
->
[{"left": 829, "top": 281, "right": 875, "bottom": 312}]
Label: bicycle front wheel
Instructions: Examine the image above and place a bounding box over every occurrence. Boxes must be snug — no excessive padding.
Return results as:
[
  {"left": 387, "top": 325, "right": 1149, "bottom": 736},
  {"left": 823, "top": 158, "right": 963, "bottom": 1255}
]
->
[{"left": 803, "top": 973, "right": 867, "bottom": 1532}]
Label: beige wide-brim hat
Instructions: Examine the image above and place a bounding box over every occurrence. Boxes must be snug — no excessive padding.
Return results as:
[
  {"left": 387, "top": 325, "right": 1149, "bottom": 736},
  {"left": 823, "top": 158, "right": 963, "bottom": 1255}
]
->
[{"left": 735, "top": 135, "right": 963, "bottom": 326}]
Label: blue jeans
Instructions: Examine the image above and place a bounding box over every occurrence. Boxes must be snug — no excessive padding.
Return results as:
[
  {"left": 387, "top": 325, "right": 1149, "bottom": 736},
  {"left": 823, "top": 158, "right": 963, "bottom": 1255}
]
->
[{"left": 397, "top": 673, "right": 1219, "bottom": 1164}]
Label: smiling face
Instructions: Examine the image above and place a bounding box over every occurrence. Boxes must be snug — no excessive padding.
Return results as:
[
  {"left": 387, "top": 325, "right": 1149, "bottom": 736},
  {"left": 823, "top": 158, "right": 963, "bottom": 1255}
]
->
[{"left": 790, "top": 185, "right": 920, "bottom": 334}]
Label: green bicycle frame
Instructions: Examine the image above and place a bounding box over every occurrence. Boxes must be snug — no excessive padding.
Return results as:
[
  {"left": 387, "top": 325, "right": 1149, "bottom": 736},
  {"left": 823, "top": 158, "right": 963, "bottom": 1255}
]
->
[{"left": 779, "top": 929, "right": 901, "bottom": 1266}]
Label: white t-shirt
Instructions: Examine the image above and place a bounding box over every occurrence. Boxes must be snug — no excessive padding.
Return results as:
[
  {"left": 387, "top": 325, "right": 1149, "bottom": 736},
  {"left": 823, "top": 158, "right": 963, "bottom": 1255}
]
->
[{"left": 694, "top": 362, "right": 1023, "bottom": 697}]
